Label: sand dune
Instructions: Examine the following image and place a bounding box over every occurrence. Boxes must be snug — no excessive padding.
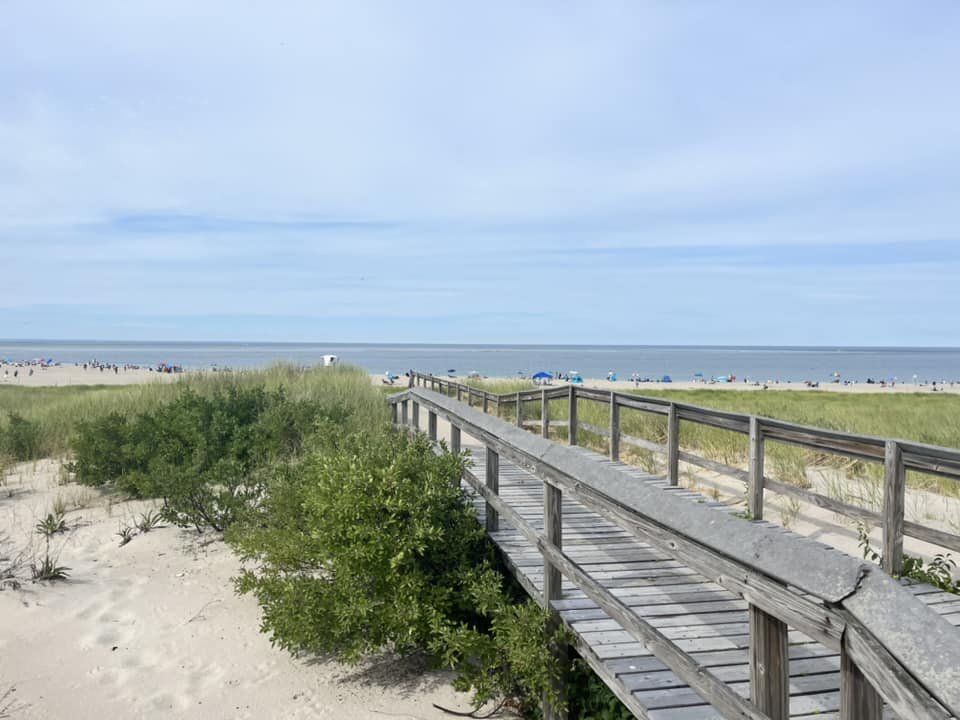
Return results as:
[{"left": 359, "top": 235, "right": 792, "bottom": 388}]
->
[{"left": 0, "top": 461, "right": 483, "bottom": 720}]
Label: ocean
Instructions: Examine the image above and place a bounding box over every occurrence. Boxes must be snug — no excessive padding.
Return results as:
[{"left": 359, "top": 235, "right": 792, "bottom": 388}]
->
[{"left": 1, "top": 340, "right": 959, "bottom": 383}]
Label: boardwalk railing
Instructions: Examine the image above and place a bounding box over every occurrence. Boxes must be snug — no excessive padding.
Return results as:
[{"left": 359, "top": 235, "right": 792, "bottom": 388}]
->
[
  {"left": 388, "top": 382, "right": 960, "bottom": 720},
  {"left": 407, "top": 372, "right": 960, "bottom": 576}
]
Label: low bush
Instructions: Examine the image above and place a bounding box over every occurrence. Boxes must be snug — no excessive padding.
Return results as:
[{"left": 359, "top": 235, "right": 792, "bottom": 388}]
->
[
  {"left": 69, "top": 384, "right": 340, "bottom": 531},
  {"left": 230, "top": 428, "right": 566, "bottom": 715},
  {"left": 0, "top": 413, "right": 42, "bottom": 460}
]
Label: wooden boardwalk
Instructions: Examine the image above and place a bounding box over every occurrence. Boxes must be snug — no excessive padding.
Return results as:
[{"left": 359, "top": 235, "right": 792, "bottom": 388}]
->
[{"left": 461, "top": 441, "right": 960, "bottom": 720}]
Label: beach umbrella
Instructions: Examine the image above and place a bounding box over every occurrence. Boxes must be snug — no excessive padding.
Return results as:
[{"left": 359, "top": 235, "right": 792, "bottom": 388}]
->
[
  {"left": 693, "top": 372, "right": 704, "bottom": 378},
  {"left": 532, "top": 371, "right": 553, "bottom": 380},
  {"left": 662, "top": 375, "right": 673, "bottom": 383}
]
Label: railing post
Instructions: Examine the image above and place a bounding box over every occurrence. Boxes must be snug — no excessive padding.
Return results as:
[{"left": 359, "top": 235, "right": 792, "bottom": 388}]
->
[
  {"left": 748, "top": 417, "right": 765, "bottom": 520},
  {"left": 840, "top": 637, "right": 882, "bottom": 720},
  {"left": 609, "top": 392, "right": 620, "bottom": 461},
  {"left": 749, "top": 605, "right": 789, "bottom": 720},
  {"left": 516, "top": 392, "right": 523, "bottom": 428},
  {"left": 485, "top": 447, "right": 499, "bottom": 533},
  {"left": 428, "top": 410, "right": 437, "bottom": 441},
  {"left": 457, "top": 384, "right": 463, "bottom": 402},
  {"left": 411, "top": 400, "right": 420, "bottom": 431},
  {"left": 544, "top": 480, "right": 567, "bottom": 720},
  {"left": 401, "top": 399, "right": 408, "bottom": 426},
  {"left": 568, "top": 386, "right": 577, "bottom": 446},
  {"left": 541, "top": 389, "right": 549, "bottom": 439},
  {"left": 666, "top": 402, "right": 679, "bottom": 486},
  {"left": 883, "top": 440, "right": 905, "bottom": 576},
  {"left": 391, "top": 401, "right": 398, "bottom": 426},
  {"left": 450, "top": 424, "right": 461, "bottom": 454},
  {"left": 483, "top": 392, "right": 489, "bottom": 414}
]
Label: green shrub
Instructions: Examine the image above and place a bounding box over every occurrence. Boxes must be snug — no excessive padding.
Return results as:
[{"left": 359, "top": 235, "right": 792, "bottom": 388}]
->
[
  {"left": 69, "top": 412, "right": 133, "bottom": 486},
  {"left": 69, "top": 383, "right": 339, "bottom": 531},
  {"left": 230, "top": 429, "right": 565, "bottom": 714},
  {"left": 0, "top": 413, "right": 42, "bottom": 460}
]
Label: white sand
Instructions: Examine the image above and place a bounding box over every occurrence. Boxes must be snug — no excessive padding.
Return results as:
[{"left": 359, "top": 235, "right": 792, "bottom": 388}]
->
[
  {"left": 0, "top": 461, "right": 485, "bottom": 720},
  {"left": 0, "top": 365, "right": 181, "bottom": 388},
  {"left": 428, "top": 375, "right": 960, "bottom": 394}
]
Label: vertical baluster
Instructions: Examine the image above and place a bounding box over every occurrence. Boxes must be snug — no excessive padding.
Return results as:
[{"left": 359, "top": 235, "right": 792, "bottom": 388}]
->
[
  {"left": 401, "top": 399, "right": 408, "bottom": 427},
  {"left": 428, "top": 411, "right": 437, "bottom": 441},
  {"left": 541, "top": 389, "right": 550, "bottom": 439},
  {"left": 749, "top": 605, "right": 789, "bottom": 719},
  {"left": 568, "top": 386, "right": 577, "bottom": 446},
  {"left": 485, "top": 447, "right": 499, "bottom": 533},
  {"left": 667, "top": 402, "right": 679, "bottom": 486},
  {"left": 882, "top": 440, "right": 905, "bottom": 575},
  {"left": 839, "top": 636, "right": 882, "bottom": 720},
  {"left": 748, "top": 417, "right": 765, "bottom": 520},
  {"left": 411, "top": 401, "right": 420, "bottom": 431},
  {"left": 544, "top": 481, "right": 567, "bottom": 720},
  {"left": 609, "top": 392, "right": 620, "bottom": 461},
  {"left": 516, "top": 392, "right": 523, "bottom": 428}
]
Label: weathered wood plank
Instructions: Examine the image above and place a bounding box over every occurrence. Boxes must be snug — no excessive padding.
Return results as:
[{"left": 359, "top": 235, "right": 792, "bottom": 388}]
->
[
  {"left": 749, "top": 605, "right": 789, "bottom": 719},
  {"left": 748, "top": 417, "right": 764, "bottom": 520},
  {"left": 882, "top": 440, "right": 905, "bottom": 576},
  {"left": 485, "top": 446, "right": 499, "bottom": 533}
]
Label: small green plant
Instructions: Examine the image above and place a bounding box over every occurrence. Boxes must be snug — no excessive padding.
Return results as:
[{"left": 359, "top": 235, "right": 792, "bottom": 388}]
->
[
  {"left": 136, "top": 510, "right": 165, "bottom": 533},
  {"left": 117, "top": 524, "right": 136, "bottom": 547},
  {"left": 33, "top": 511, "right": 70, "bottom": 582},
  {"left": 857, "top": 523, "right": 959, "bottom": 594},
  {"left": 31, "top": 556, "right": 70, "bottom": 581},
  {"left": 51, "top": 494, "right": 68, "bottom": 518},
  {"left": 35, "top": 512, "right": 68, "bottom": 537}
]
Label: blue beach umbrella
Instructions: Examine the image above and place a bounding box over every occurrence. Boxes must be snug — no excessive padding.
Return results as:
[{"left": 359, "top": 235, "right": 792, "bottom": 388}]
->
[
  {"left": 532, "top": 371, "right": 553, "bottom": 380},
  {"left": 662, "top": 375, "right": 673, "bottom": 383}
]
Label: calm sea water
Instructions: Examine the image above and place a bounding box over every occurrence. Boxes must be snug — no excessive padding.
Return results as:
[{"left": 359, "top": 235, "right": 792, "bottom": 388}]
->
[{"left": 1, "top": 340, "right": 959, "bottom": 383}]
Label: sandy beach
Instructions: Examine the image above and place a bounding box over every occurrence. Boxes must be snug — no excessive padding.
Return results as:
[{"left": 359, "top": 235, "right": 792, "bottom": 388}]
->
[
  {"left": 0, "top": 460, "right": 482, "bottom": 720},
  {"left": 396, "top": 374, "right": 960, "bottom": 395},
  {"left": 0, "top": 365, "right": 182, "bottom": 388}
]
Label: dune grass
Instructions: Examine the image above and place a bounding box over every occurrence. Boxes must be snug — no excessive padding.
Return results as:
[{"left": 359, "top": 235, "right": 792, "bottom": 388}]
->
[{"left": 0, "top": 364, "right": 384, "bottom": 460}]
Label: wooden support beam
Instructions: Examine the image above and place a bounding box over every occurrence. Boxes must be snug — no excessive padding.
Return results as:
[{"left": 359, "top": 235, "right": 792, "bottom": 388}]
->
[
  {"left": 450, "top": 424, "right": 461, "bottom": 455},
  {"left": 401, "top": 399, "right": 408, "bottom": 427},
  {"left": 840, "top": 640, "right": 882, "bottom": 720},
  {"left": 749, "top": 605, "right": 789, "bottom": 720},
  {"left": 485, "top": 446, "right": 499, "bottom": 533},
  {"left": 667, "top": 402, "right": 679, "bottom": 486},
  {"left": 411, "top": 401, "right": 419, "bottom": 431},
  {"left": 568, "top": 386, "right": 578, "bottom": 446},
  {"left": 544, "top": 481, "right": 567, "bottom": 720},
  {"left": 516, "top": 392, "right": 523, "bottom": 428},
  {"left": 883, "top": 440, "right": 905, "bottom": 576},
  {"left": 428, "top": 411, "right": 437, "bottom": 441},
  {"left": 457, "top": 385, "right": 463, "bottom": 402},
  {"left": 390, "top": 402, "right": 397, "bottom": 426},
  {"left": 483, "top": 392, "right": 489, "bottom": 414},
  {"left": 609, "top": 393, "right": 620, "bottom": 461},
  {"left": 748, "top": 417, "right": 765, "bottom": 520},
  {"left": 541, "top": 389, "right": 550, "bottom": 439}
]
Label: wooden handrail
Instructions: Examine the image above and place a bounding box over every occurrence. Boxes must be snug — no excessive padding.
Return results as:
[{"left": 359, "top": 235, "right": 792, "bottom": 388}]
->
[
  {"left": 412, "top": 372, "right": 960, "bottom": 561},
  {"left": 391, "top": 385, "right": 960, "bottom": 719}
]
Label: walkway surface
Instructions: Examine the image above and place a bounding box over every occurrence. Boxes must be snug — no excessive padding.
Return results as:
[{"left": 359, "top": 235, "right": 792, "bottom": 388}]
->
[{"left": 460, "top": 440, "right": 960, "bottom": 720}]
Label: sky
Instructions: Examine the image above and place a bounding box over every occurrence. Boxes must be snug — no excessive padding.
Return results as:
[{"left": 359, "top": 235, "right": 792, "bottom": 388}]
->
[{"left": 1, "top": 2, "right": 959, "bottom": 346}]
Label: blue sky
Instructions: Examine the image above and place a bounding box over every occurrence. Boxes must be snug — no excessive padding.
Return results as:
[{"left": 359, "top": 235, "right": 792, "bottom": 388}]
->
[{"left": 1, "top": 2, "right": 959, "bottom": 345}]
